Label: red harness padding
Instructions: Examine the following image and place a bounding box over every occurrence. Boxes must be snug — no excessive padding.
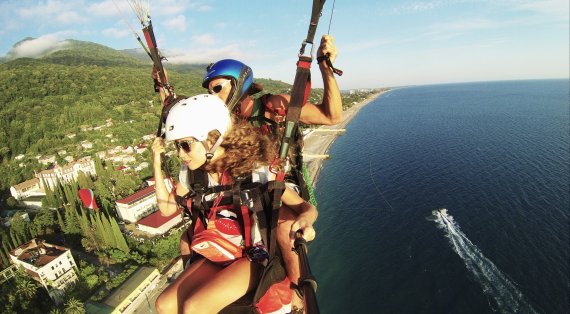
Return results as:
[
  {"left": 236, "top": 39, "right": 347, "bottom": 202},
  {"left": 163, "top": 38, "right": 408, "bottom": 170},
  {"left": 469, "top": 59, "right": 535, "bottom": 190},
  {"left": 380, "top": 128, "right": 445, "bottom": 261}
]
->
[
  {"left": 189, "top": 172, "right": 254, "bottom": 264},
  {"left": 190, "top": 203, "right": 252, "bottom": 263}
]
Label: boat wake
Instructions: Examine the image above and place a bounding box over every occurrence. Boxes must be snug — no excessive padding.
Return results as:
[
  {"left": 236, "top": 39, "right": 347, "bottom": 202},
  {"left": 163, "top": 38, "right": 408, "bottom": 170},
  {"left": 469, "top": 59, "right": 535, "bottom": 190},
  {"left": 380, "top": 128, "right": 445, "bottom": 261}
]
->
[{"left": 431, "top": 209, "right": 537, "bottom": 313}]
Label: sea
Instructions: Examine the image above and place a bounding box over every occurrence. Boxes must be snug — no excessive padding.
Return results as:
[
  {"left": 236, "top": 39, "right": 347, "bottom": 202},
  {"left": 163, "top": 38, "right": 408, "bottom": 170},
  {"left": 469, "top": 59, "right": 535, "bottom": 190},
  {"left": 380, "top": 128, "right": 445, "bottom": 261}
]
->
[{"left": 311, "top": 79, "right": 569, "bottom": 314}]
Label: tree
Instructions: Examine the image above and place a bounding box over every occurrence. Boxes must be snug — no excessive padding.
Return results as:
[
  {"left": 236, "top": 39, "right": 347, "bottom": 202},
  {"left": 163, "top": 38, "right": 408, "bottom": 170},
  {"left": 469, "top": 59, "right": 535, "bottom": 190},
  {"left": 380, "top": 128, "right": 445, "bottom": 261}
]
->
[
  {"left": 110, "top": 216, "right": 129, "bottom": 253},
  {"left": 100, "top": 213, "right": 116, "bottom": 248},
  {"left": 79, "top": 211, "right": 98, "bottom": 252},
  {"left": 33, "top": 209, "right": 55, "bottom": 235},
  {"left": 64, "top": 205, "right": 81, "bottom": 235},
  {"left": 10, "top": 213, "right": 31, "bottom": 245},
  {"left": 56, "top": 209, "right": 65, "bottom": 232},
  {"left": 63, "top": 298, "right": 85, "bottom": 314},
  {"left": 17, "top": 277, "right": 37, "bottom": 300},
  {"left": 6, "top": 196, "right": 17, "bottom": 208}
]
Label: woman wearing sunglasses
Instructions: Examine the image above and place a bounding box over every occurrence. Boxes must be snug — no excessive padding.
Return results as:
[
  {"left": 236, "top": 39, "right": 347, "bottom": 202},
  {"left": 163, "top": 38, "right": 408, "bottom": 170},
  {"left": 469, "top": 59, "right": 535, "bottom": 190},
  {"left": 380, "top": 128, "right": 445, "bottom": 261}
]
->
[{"left": 152, "top": 94, "right": 317, "bottom": 313}]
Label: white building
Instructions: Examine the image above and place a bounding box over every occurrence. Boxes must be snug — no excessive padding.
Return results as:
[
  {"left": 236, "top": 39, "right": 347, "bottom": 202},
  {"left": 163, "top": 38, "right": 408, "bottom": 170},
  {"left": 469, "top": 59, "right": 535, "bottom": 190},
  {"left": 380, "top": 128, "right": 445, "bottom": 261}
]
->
[
  {"left": 11, "top": 158, "right": 96, "bottom": 203},
  {"left": 115, "top": 186, "right": 158, "bottom": 223},
  {"left": 36, "top": 157, "right": 96, "bottom": 190},
  {"left": 10, "top": 178, "right": 43, "bottom": 200},
  {"left": 137, "top": 208, "right": 183, "bottom": 236},
  {"left": 9, "top": 239, "right": 78, "bottom": 304},
  {"left": 38, "top": 155, "right": 56, "bottom": 166}
]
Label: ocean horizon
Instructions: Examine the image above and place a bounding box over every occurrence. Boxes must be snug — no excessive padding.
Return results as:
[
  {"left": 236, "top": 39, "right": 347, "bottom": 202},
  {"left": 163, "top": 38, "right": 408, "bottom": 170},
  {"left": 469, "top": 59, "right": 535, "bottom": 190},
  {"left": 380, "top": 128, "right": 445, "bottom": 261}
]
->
[{"left": 311, "top": 79, "right": 569, "bottom": 313}]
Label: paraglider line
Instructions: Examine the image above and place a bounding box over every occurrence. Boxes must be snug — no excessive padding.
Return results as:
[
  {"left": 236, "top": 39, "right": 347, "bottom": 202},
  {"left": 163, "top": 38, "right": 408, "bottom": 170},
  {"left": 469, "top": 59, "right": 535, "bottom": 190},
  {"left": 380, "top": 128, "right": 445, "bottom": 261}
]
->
[{"left": 369, "top": 158, "right": 395, "bottom": 211}]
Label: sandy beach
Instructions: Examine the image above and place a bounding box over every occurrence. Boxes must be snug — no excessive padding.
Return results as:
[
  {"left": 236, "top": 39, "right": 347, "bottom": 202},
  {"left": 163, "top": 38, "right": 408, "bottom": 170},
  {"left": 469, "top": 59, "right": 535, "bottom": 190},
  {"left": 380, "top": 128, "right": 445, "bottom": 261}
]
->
[{"left": 302, "top": 90, "right": 389, "bottom": 186}]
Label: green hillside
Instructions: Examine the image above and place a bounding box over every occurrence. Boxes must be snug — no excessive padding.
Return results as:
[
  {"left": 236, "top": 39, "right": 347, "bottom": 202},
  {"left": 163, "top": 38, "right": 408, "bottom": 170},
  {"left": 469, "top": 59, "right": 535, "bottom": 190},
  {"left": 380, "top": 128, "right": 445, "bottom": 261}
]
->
[{"left": 0, "top": 39, "right": 293, "bottom": 192}]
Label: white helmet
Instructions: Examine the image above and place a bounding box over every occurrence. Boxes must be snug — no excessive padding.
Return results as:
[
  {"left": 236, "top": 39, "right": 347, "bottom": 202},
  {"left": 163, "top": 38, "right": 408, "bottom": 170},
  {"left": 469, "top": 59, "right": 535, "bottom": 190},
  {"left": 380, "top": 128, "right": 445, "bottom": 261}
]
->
[{"left": 165, "top": 94, "right": 231, "bottom": 142}]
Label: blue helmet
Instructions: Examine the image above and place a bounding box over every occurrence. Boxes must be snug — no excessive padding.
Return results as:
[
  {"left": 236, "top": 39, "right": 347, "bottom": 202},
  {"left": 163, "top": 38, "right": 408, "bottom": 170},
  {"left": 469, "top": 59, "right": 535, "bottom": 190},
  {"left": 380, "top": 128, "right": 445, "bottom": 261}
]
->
[{"left": 203, "top": 59, "right": 254, "bottom": 110}]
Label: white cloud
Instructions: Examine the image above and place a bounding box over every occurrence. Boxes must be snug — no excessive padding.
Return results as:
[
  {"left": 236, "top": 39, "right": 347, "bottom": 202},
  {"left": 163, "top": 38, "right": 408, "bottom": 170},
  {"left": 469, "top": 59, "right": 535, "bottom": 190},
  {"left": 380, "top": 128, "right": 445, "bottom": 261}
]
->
[
  {"left": 7, "top": 35, "right": 70, "bottom": 59},
  {"left": 390, "top": 1, "right": 441, "bottom": 14},
  {"left": 215, "top": 22, "right": 228, "bottom": 29},
  {"left": 194, "top": 4, "right": 213, "bottom": 12},
  {"left": 513, "top": 0, "right": 569, "bottom": 20},
  {"left": 88, "top": 0, "right": 125, "bottom": 17},
  {"left": 153, "top": 0, "right": 190, "bottom": 17},
  {"left": 423, "top": 18, "right": 498, "bottom": 40},
  {"left": 18, "top": 0, "right": 85, "bottom": 25},
  {"left": 102, "top": 27, "right": 131, "bottom": 39},
  {"left": 18, "top": 0, "right": 66, "bottom": 18},
  {"left": 165, "top": 44, "right": 248, "bottom": 64},
  {"left": 163, "top": 15, "right": 187, "bottom": 32},
  {"left": 55, "top": 11, "right": 83, "bottom": 25},
  {"left": 192, "top": 34, "right": 215, "bottom": 46}
]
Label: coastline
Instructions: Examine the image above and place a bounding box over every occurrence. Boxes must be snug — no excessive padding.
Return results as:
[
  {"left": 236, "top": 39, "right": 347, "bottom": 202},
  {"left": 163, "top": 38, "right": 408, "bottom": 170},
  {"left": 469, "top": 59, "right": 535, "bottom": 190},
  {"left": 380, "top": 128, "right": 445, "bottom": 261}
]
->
[{"left": 303, "top": 90, "right": 389, "bottom": 186}]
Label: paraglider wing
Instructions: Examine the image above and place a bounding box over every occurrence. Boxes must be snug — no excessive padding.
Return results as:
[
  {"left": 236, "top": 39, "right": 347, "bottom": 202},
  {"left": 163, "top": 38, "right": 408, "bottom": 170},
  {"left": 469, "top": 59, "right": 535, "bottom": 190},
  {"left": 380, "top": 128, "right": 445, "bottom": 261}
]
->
[{"left": 78, "top": 189, "right": 99, "bottom": 210}]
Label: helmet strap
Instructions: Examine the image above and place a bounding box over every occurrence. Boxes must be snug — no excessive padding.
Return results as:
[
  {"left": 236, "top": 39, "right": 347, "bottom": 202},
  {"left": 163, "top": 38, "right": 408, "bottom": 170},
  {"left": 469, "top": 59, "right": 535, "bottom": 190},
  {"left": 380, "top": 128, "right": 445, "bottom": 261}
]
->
[
  {"left": 202, "top": 135, "right": 224, "bottom": 162},
  {"left": 227, "top": 66, "right": 251, "bottom": 111}
]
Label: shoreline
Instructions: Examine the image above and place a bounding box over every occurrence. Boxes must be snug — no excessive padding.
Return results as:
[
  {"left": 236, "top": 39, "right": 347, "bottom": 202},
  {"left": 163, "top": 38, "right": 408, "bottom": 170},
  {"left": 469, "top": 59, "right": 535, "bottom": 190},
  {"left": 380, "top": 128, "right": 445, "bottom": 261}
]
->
[{"left": 303, "top": 90, "right": 389, "bottom": 186}]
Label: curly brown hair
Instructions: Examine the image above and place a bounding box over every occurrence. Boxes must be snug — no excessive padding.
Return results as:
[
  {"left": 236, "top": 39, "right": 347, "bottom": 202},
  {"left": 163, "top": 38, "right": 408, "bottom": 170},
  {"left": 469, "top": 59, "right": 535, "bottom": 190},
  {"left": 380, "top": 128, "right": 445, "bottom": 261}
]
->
[{"left": 204, "top": 119, "right": 278, "bottom": 178}]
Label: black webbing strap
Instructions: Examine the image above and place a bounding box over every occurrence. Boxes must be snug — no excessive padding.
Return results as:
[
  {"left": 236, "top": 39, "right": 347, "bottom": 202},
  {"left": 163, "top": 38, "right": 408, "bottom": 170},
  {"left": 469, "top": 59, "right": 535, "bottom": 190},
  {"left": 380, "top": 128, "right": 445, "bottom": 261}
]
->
[
  {"left": 232, "top": 178, "right": 247, "bottom": 246},
  {"left": 279, "top": 0, "right": 326, "bottom": 160},
  {"left": 279, "top": 56, "right": 312, "bottom": 159},
  {"left": 267, "top": 180, "right": 286, "bottom": 257},
  {"left": 272, "top": 0, "right": 326, "bottom": 224}
]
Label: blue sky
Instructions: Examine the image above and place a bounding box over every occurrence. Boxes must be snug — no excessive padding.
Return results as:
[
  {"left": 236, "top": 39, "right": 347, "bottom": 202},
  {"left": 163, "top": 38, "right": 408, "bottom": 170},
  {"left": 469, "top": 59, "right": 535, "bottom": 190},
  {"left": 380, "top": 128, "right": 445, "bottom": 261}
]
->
[{"left": 0, "top": 0, "right": 568, "bottom": 89}]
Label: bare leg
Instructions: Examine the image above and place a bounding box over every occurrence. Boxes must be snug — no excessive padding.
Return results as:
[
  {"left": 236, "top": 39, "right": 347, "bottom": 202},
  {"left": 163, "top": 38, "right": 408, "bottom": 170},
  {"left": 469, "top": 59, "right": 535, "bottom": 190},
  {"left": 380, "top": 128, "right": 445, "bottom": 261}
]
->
[
  {"left": 183, "top": 258, "right": 263, "bottom": 314},
  {"left": 155, "top": 258, "right": 221, "bottom": 314},
  {"left": 277, "top": 205, "right": 303, "bottom": 309}
]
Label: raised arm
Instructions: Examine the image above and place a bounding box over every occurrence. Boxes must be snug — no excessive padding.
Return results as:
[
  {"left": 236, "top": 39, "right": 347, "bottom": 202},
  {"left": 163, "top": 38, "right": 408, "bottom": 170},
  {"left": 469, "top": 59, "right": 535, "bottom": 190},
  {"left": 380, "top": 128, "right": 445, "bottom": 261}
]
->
[
  {"left": 299, "top": 35, "right": 343, "bottom": 125},
  {"left": 152, "top": 137, "right": 187, "bottom": 216}
]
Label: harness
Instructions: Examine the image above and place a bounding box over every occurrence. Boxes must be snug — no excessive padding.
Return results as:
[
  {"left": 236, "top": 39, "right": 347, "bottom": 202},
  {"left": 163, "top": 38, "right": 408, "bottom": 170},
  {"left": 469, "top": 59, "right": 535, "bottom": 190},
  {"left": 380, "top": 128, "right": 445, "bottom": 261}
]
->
[
  {"left": 245, "top": 94, "right": 312, "bottom": 203},
  {"left": 247, "top": 94, "right": 286, "bottom": 136},
  {"left": 178, "top": 168, "right": 292, "bottom": 313}
]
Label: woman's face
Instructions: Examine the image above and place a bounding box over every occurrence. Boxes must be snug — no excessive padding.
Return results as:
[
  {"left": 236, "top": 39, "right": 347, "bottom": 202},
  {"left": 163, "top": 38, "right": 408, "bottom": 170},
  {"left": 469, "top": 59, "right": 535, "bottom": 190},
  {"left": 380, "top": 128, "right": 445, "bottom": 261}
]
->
[
  {"left": 207, "top": 77, "right": 232, "bottom": 103},
  {"left": 175, "top": 137, "right": 207, "bottom": 170}
]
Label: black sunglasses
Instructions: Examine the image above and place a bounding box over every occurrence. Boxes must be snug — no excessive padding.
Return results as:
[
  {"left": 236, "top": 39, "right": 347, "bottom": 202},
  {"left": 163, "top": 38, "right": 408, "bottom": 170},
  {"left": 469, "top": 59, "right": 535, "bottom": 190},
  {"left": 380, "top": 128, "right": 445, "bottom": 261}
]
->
[
  {"left": 174, "top": 139, "right": 196, "bottom": 153},
  {"left": 208, "top": 80, "right": 230, "bottom": 94}
]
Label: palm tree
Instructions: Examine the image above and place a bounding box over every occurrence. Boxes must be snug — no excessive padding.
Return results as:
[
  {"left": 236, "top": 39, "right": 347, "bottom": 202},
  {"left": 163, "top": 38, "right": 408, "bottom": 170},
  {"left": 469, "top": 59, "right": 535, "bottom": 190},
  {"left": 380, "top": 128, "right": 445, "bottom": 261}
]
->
[
  {"left": 64, "top": 297, "right": 85, "bottom": 314},
  {"left": 17, "top": 278, "right": 37, "bottom": 299}
]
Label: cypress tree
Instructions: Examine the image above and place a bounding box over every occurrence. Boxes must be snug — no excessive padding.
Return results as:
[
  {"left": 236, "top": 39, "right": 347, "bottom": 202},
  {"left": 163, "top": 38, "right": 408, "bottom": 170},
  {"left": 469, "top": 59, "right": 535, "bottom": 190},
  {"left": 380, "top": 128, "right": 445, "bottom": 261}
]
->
[
  {"left": 41, "top": 178, "right": 55, "bottom": 207},
  {"left": 89, "top": 213, "right": 105, "bottom": 249},
  {"left": 55, "top": 178, "right": 66, "bottom": 206},
  {"left": 56, "top": 209, "right": 65, "bottom": 232},
  {"left": 81, "top": 210, "right": 99, "bottom": 252},
  {"left": 93, "top": 212, "right": 109, "bottom": 248},
  {"left": 10, "top": 230, "right": 20, "bottom": 248},
  {"left": 110, "top": 216, "right": 129, "bottom": 253},
  {"left": 1, "top": 242, "right": 10, "bottom": 266},
  {"left": 71, "top": 180, "right": 80, "bottom": 206},
  {"left": 100, "top": 213, "right": 116, "bottom": 248},
  {"left": 94, "top": 157, "right": 105, "bottom": 176},
  {"left": 64, "top": 204, "right": 81, "bottom": 235}
]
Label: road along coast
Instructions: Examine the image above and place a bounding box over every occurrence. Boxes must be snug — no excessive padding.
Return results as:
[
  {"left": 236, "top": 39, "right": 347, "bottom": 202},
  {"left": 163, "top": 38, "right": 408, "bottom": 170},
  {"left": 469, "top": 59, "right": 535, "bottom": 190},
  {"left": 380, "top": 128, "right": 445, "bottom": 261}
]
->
[{"left": 302, "top": 90, "right": 389, "bottom": 186}]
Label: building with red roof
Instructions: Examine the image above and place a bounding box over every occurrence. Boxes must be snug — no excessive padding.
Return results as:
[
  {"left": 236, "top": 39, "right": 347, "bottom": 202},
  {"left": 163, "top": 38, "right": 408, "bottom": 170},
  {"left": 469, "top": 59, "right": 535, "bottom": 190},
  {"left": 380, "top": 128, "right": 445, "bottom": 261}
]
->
[
  {"left": 9, "top": 239, "right": 78, "bottom": 304},
  {"left": 137, "top": 208, "right": 183, "bottom": 235},
  {"left": 115, "top": 185, "right": 157, "bottom": 223}
]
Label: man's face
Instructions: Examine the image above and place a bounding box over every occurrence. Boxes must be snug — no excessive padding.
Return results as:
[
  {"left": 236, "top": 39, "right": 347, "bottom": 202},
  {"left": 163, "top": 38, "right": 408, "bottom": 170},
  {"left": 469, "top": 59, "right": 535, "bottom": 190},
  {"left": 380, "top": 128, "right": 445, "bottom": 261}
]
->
[{"left": 207, "top": 78, "right": 232, "bottom": 104}]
